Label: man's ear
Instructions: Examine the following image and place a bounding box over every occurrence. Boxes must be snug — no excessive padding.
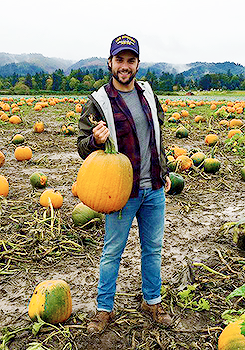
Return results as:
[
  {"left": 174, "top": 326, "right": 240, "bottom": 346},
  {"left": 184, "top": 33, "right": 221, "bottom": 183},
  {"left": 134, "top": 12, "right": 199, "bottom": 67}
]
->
[
  {"left": 136, "top": 59, "right": 140, "bottom": 72},
  {"left": 108, "top": 58, "right": 112, "bottom": 69}
]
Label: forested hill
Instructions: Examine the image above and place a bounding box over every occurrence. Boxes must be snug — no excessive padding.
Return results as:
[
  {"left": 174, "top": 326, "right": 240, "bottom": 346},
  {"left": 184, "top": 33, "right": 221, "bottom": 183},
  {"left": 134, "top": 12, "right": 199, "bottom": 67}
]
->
[{"left": 0, "top": 52, "right": 244, "bottom": 80}]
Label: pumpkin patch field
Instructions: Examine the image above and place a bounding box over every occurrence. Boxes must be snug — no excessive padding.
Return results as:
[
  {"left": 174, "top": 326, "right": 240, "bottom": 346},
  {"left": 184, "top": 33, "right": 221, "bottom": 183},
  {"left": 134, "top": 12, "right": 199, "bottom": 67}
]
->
[{"left": 0, "top": 95, "right": 245, "bottom": 349}]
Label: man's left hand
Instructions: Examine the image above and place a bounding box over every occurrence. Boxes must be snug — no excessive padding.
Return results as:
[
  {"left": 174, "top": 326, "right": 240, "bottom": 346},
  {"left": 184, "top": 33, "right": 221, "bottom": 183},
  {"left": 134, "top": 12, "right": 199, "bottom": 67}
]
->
[{"left": 165, "top": 176, "right": 171, "bottom": 192}]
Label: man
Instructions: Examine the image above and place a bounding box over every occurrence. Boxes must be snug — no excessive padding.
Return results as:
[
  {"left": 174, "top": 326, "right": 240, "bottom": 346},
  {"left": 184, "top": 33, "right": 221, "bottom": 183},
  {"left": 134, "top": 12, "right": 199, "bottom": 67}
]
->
[{"left": 77, "top": 34, "right": 172, "bottom": 333}]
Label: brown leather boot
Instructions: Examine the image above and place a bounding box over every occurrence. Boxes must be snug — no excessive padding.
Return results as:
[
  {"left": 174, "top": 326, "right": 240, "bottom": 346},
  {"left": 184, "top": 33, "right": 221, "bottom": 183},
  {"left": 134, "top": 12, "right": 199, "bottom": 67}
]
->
[
  {"left": 141, "top": 300, "right": 173, "bottom": 326},
  {"left": 87, "top": 310, "right": 115, "bottom": 333}
]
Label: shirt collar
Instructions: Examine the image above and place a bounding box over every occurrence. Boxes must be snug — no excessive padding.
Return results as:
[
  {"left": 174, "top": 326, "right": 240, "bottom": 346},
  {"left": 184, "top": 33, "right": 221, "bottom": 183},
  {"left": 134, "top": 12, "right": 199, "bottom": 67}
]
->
[{"left": 105, "top": 78, "right": 144, "bottom": 98}]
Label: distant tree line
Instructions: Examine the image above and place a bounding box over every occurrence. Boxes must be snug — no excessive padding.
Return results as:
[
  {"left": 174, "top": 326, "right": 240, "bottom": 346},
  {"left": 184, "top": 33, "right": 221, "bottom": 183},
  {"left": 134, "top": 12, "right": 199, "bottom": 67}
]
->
[{"left": 1, "top": 68, "right": 245, "bottom": 94}]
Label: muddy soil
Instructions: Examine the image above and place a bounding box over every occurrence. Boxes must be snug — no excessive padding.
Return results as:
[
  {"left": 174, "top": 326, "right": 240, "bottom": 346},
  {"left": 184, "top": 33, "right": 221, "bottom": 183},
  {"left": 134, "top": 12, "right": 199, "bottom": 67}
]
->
[{"left": 0, "top": 101, "right": 245, "bottom": 349}]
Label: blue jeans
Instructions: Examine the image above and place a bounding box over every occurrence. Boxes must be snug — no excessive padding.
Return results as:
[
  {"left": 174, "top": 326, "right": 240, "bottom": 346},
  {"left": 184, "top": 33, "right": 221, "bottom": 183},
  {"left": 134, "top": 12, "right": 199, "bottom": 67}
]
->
[{"left": 97, "top": 187, "right": 166, "bottom": 312}]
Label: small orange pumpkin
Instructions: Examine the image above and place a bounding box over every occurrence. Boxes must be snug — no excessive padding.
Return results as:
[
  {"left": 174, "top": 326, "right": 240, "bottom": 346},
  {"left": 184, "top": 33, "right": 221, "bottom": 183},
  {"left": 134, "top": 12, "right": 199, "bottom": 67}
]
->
[
  {"left": 9, "top": 115, "right": 22, "bottom": 124},
  {"left": 228, "top": 129, "right": 242, "bottom": 139},
  {"left": 181, "top": 109, "right": 189, "bottom": 117},
  {"left": 173, "top": 146, "right": 188, "bottom": 158},
  {"left": 176, "top": 155, "right": 193, "bottom": 171},
  {"left": 12, "top": 107, "right": 20, "bottom": 113},
  {"left": 219, "top": 120, "right": 229, "bottom": 127},
  {"left": 0, "top": 175, "right": 9, "bottom": 197},
  {"left": 2, "top": 103, "right": 10, "bottom": 111},
  {"left": 205, "top": 134, "right": 219, "bottom": 146},
  {"left": 0, "top": 151, "right": 5, "bottom": 167},
  {"left": 33, "top": 121, "right": 44, "bottom": 133},
  {"left": 75, "top": 104, "right": 83, "bottom": 113},
  {"left": 71, "top": 181, "right": 78, "bottom": 197},
  {"left": 40, "top": 189, "right": 63, "bottom": 209},
  {"left": 34, "top": 103, "right": 42, "bottom": 111},
  {"left": 171, "top": 112, "right": 181, "bottom": 120},
  {"left": 229, "top": 119, "right": 243, "bottom": 128},
  {"left": 194, "top": 115, "right": 205, "bottom": 122},
  {"left": 14, "top": 146, "right": 32, "bottom": 161},
  {"left": 0, "top": 113, "right": 9, "bottom": 121}
]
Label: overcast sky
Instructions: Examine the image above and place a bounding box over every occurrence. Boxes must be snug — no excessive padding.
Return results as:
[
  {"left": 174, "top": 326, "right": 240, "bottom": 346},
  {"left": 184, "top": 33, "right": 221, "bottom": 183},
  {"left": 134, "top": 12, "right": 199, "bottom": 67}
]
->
[{"left": 2, "top": 0, "right": 245, "bottom": 66}]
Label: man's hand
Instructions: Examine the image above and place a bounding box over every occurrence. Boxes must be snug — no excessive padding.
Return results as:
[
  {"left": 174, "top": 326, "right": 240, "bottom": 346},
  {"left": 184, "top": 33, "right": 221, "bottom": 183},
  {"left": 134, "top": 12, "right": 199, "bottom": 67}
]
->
[
  {"left": 93, "top": 121, "right": 110, "bottom": 145},
  {"left": 165, "top": 176, "right": 171, "bottom": 193}
]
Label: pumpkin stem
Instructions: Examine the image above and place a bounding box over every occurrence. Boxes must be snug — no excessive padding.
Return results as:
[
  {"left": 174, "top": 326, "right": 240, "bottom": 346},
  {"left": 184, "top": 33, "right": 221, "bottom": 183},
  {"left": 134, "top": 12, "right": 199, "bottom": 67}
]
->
[
  {"left": 211, "top": 145, "right": 217, "bottom": 158},
  {"left": 88, "top": 114, "right": 118, "bottom": 155},
  {"left": 104, "top": 137, "right": 118, "bottom": 154},
  {"left": 118, "top": 209, "right": 122, "bottom": 220}
]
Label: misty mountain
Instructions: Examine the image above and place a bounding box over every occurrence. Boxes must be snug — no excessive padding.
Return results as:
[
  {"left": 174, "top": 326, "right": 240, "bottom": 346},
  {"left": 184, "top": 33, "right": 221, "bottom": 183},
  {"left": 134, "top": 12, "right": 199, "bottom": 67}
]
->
[
  {"left": 181, "top": 61, "right": 245, "bottom": 80},
  {"left": 0, "top": 62, "right": 44, "bottom": 77},
  {"left": 0, "top": 53, "right": 74, "bottom": 76},
  {"left": 0, "top": 52, "right": 245, "bottom": 80},
  {"left": 64, "top": 58, "right": 245, "bottom": 80},
  {"left": 66, "top": 57, "right": 107, "bottom": 74}
]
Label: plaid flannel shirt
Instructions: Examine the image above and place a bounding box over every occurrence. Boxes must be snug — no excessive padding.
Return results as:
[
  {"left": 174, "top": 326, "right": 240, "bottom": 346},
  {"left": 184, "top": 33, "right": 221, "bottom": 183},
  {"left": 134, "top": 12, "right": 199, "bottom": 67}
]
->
[
  {"left": 77, "top": 79, "right": 168, "bottom": 198},
  {"left": 104, "top": 80, "right": 163, "bottom": 197}
]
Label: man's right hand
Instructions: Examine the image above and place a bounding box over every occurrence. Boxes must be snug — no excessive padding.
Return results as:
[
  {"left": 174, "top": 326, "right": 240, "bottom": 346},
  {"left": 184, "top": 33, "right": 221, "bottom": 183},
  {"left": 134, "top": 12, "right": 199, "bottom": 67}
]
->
[{"left": 93, "top": 121, "right": 110, "bottom": 145}]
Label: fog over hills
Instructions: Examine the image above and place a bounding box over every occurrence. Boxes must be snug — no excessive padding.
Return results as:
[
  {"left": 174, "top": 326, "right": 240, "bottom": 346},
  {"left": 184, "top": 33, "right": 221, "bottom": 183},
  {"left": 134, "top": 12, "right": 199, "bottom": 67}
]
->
[{"left": 0, "top": 52, "right": 244, "bottom": 80}]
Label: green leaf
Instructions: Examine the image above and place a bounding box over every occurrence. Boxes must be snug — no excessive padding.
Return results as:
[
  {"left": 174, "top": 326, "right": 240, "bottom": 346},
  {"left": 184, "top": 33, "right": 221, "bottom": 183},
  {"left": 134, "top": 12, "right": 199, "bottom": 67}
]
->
[
  {"left": 26, "top": 343, "right": 47, "bottom": 350},
  {"left": 32, "top": 316, "right": 46, "bottom": 336},
  {"left": 196, "top": 298, "right": 210, "bottom": 311},
  {"left": 221, "top": 309, "right": 245, "bottom": 324},
  {"left": 226, "top": 284, "right": 245, "bottom": 300},
  {"left": 241, "top": 321, "right": 245, "bottom": 337}
]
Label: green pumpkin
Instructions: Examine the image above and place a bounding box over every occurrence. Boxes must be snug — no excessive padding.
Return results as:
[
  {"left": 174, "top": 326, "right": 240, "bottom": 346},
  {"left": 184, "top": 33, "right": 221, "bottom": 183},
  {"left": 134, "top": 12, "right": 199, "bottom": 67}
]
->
[
  {"left": 30, "top": 172, "right": 48, "bottom": 189},
  {"left": 203, "top": 158, "right": 221, "bottom": 174},
  {"left": 28, "top": 280, "right": 72, "bottom": 324},
  {"left": 241, "top": 166, "right": 245, "bottom": 181},
  {"left": 188, "top": 147, "right": 202, "bottom": 157},
  {"left": 12, "top": 134, "right": 25, "bottom": 145},
  {"left": 175, "top": 126, "right": 189, "bottom": 138},
  {"left": 167, "top": 117, "right": 179, "bottom": 123},
  {"left": 167, "top": 159, "right": 177, "bottom": 172},
  {"left": 190, "top": 152, "right": 206, "bottom": 167},
  {"left": 168, "top": 172, "right": 185, "bottom": 195},
  {"left": 72, "top": 202, "right": 103, "bottom": 226}
]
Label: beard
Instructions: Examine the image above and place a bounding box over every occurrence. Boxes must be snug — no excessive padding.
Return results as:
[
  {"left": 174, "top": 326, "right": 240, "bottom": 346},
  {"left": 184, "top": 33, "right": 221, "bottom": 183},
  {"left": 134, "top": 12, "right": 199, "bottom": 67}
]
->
[{"left": 112, "top": 69, "right": 137, "bottom": 86}]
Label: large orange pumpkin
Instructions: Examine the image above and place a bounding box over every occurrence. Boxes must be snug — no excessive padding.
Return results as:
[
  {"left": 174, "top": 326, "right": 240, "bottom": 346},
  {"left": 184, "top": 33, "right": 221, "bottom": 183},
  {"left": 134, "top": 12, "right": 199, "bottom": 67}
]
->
[
  {"left": 218, "top": 320, "right": 245, "bottom": 349},
  {"left": 76, "top": 139, "right": 133, "bottom": 213},
  {"left": 0, "top": 175, "right": 9, "bottom": 197},
  {"left": 14, "top": 146, "right": 32, "bottom": 161}
]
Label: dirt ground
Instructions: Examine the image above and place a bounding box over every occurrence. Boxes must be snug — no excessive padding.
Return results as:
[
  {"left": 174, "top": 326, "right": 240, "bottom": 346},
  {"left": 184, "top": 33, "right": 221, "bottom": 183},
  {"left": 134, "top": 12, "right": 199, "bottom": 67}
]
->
[{"left": 0, "top": 100, "right": 245, "bottom": 349}]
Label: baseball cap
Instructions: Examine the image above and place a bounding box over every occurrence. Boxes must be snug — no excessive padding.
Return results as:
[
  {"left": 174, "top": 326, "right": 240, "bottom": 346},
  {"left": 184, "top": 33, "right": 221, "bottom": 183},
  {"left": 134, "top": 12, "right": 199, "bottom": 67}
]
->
[{"left": 110, "top": 34, "right": 139, "bottom": 57}]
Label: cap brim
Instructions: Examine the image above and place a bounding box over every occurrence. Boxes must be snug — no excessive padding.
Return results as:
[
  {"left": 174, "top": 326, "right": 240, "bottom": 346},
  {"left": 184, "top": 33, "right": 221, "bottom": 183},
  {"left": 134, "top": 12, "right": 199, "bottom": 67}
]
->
[{"left": 111, "top": 47, "right": 139, "bottom": 56}]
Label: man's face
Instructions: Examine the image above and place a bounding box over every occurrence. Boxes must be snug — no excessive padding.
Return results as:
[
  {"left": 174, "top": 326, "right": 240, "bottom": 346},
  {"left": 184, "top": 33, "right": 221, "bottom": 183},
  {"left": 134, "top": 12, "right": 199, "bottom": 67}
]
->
[{"left": 108, "top": 50, "right": 139, "bottom": 86}]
